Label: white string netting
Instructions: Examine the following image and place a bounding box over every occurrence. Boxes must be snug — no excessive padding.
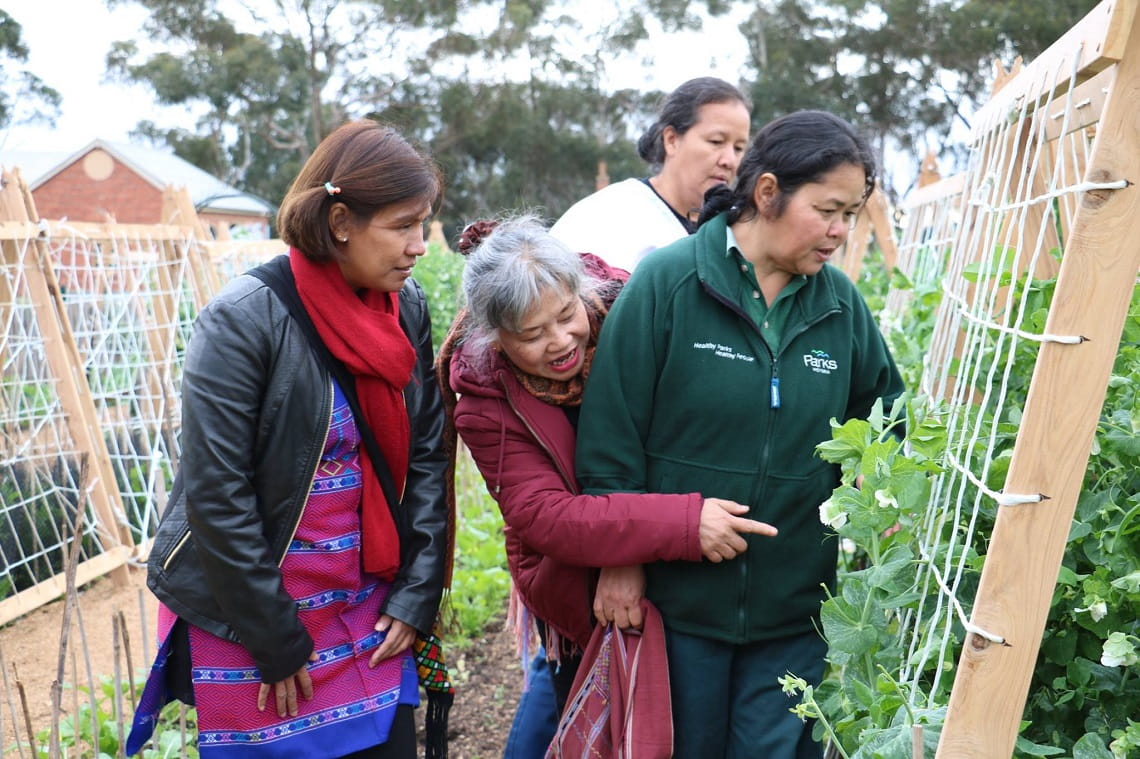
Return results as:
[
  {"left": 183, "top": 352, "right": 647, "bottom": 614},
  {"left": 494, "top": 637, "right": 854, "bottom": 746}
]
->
[
  {"left": 0, "top": 235, "right": 108, "bottom": 594},
  {"left": 206, "top": 239, "right": 287, "bottom": 283},
  {"left": 888, "top": 44, "right": 1129, "bottom": 711},
  {"left": 882, "top": 175, "right": 965, "bottom": 337},
  {"left": 41, "top": 222, "right": 203, "bottom": 545}
]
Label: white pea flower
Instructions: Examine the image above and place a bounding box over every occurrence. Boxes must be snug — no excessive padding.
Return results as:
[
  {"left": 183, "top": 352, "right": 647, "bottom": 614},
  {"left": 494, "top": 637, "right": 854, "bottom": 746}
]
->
[
  {"left": 874, "top": 489, "right": 898, "bottom": 509},
  {"left": 1100, "top": 632, "right": 1138, "bottom": 668},
  {"left": 1074, "top": 600, "right": 1108, "bottom": 622},
  {"left": 819, "top": 498, "right": 848, "bottom": 530}
]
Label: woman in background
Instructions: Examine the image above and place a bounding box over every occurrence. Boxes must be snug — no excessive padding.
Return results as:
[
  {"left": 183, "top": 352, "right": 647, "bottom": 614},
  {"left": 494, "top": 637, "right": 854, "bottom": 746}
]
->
[{"left": 550, "top": 76, "right": 750, "bottom": 272}]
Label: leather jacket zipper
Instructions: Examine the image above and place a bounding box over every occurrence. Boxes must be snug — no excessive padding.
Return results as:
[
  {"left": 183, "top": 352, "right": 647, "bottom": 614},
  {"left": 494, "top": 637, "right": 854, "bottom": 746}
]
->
[
  {"left": 162, "top": 530, "right": 191, "bottom": 571},
  {"left": 280, "top": 380, "right": 334, "bottom": 564}
]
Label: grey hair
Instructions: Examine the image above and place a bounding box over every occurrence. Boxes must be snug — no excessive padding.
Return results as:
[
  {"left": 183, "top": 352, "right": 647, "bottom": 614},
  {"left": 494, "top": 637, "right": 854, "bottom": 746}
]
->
[{"left": 461, "top": 214, "right": 594, "bottom": 362}]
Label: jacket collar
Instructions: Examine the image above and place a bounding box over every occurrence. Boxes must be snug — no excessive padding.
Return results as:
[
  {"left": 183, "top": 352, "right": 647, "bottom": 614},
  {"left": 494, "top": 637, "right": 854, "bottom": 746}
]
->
[{"left": 693, "top": 212, "right": 844, "bottom": 326}]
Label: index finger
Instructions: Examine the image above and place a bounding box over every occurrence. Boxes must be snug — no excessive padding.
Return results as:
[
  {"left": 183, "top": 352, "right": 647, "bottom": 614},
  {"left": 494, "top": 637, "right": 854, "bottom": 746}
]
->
[{"left": 737, "top": 519, "right": 778, "bottom": 536}]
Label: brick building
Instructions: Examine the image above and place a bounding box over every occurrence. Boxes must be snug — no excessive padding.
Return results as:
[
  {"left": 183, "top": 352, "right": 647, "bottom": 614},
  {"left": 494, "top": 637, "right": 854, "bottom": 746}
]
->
[{"left": 0, "top": 139, "right": 273, "bottom": 239}]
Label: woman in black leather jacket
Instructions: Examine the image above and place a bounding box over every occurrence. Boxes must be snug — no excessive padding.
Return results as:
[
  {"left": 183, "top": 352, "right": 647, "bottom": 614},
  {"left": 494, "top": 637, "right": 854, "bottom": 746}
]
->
[{"left": 127, "top": 120, "right": 450, "bottom": 759}]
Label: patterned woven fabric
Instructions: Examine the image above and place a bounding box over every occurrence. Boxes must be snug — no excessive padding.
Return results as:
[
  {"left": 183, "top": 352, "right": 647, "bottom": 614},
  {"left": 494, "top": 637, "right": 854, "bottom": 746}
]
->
[
  {"left": 127, "top": 382, "right": 419, "bottom": 758},
  {"left": 414, "top": 629, "right": 454, "bottom": 694}
]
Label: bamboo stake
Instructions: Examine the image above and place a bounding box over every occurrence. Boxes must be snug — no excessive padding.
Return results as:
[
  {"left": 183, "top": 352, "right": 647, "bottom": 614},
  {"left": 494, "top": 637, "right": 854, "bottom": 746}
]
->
[
  {"left": 14, "top": 665, "right": 36, "bottom": 757},
  {"left": 117, "top": 610, "right": 137, "bottom": 711},
  {"left": 72, "top": 603, "right": 99, "bottom": 754},
  {"left": 112, "top": 616, "right": 125, "bottom": 758},
  {"left": 70, "top": 650, "right": 80, "bottom": 756},
  {"left": 50, "top": 456, "right": 90, "bottom": 759},
  {"left": 0, "top": 641, "right": 30, "bottom": 759},
  {"left": 913, "top": 725, "right": 924, "bottom": 759}
]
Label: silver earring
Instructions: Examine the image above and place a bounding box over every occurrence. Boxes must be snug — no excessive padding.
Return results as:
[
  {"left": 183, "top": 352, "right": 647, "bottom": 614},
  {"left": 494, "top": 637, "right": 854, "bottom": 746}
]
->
[{"left": 338, "top": 235, "right": 348, "bottom": 242}]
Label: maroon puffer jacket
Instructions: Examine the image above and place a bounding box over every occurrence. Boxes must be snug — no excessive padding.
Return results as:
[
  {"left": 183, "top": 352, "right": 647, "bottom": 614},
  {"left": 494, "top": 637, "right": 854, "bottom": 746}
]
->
[{"left": 445, "top": 255, "right": 703, "bottom": 649}]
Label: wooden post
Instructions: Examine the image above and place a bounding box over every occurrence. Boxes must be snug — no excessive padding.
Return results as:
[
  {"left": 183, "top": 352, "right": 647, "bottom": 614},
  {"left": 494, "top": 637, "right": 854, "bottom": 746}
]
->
[
  {"left": 841, "top": 184, "right": 894, "bottom": 282},
  {"left": 842, "top": 203, "right": 873, "bottom": 282},
  {"left": 917, "top": 151, "right": 942, "bottom": 189},
  {"left": 867, "top": 186, "right": 898, "bottom": 274},
  {"left": 936, "top": 1, "right": 1140, "bottom": 755},
  {"left": 163, "top": 184, "right": 221, "bottom": 306}
]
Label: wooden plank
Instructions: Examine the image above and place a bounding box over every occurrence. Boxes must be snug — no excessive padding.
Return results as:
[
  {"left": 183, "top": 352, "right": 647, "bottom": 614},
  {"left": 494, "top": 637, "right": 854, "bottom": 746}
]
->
[
  {"left": 901, "top": 174, "right": 966, "bottom": 211},
  {"left": 0, "top": 221, "right": 43, "bottom": 240},
  {"left": 35, "top": 220, "right": 192, "bottom": 240},
  {"left": 917, "top": 151, "right": 942, "bottom": 188},
  {"left": 1042, "top": 66, "right": 1115, "bottom": 141},
  {"left": 0, "top": 548, "right": 131, "bottom": 627},
  {"left": 971, "top": 0, "right": 1136, "bottom": 141},
  {"left": 936, "top": 5, "right": 1140, "bottom": 756}
]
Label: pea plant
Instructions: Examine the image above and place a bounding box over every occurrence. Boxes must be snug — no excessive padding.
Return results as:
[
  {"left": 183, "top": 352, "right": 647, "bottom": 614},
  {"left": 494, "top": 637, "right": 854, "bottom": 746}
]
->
[{"left": 782, "top": 262, "right": 1140, "bottom": 758}]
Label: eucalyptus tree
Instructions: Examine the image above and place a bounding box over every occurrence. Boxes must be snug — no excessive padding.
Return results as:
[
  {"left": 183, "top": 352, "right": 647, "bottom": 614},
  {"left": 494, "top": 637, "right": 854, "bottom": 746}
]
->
[
  {"left": 0, "top": 10, "right": 61, "bottom": 136},
  {"left": 738, "top": 0, "right": 1099, "bottom": 195}
]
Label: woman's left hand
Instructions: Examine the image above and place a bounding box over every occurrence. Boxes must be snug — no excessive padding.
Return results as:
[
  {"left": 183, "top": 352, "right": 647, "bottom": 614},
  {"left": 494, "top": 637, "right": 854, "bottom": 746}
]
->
[
  {"left": 594, "top": 564, "right": 646, "bottom": 630},
  {"left": 370, "top": 615, "right": 416, "bottom": 667}
]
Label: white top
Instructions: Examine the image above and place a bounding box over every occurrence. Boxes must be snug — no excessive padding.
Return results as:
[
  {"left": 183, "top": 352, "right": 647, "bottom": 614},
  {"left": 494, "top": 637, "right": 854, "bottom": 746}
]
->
[{"left": 550, "top": 178, "right": 690, "bottom": 273}]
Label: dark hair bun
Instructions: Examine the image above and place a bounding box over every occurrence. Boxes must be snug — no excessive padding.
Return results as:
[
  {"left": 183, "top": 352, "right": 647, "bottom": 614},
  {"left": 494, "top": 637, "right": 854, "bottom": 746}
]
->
[
  {"left": 697, "top": 184, "right": 736, "bottom": 227},
  {"left": 457, "top": 220, "right": 499, "bottom": 255}
]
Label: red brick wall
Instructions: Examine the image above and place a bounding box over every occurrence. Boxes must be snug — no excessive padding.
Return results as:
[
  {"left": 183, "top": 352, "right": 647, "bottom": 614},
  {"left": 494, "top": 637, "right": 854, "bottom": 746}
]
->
[{"left": 31, "top": 151, "right": 162, "bottom": 223}]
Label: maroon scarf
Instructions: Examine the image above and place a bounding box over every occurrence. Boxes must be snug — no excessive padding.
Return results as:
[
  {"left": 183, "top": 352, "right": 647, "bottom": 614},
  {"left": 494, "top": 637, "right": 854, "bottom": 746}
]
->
[{"left": 290, "top": 248, "right": 414, "bottom": 580}]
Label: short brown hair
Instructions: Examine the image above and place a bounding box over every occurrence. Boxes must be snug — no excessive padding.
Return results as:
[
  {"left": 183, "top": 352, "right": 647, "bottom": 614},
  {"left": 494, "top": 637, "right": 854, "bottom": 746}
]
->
[{"left": 277, "top": 120, "right": 443, "bottom": 262}]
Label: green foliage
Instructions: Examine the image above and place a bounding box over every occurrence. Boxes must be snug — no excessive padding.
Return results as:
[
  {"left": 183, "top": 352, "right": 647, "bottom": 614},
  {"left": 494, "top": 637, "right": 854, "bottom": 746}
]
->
[
  {"left": 793, "top": 269, "right": 1140, "bottom": 756},
  {"left": 0, "top": 9, "right": 61, "bottom": 129},
  {"left": 448, "top": 450, "right": 511, "bottom": 644},
  {"left": 17, "top": 676, "right": 198, "bottom": 759},
  {"left": 414, "top": 242, "right": 466, "bottom": 355}
]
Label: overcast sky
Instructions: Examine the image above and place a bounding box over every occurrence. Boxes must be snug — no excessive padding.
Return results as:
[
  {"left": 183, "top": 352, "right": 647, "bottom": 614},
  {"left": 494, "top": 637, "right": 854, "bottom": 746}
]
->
[{"left": 2, "top": 0, "right": 752, "bottom": 154}]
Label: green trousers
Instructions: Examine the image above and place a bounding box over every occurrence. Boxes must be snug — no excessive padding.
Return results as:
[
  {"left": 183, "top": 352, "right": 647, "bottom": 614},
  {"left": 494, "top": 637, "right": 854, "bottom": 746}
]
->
[{"left": 665, "top": 627, "right": 828, "bottom": 759}]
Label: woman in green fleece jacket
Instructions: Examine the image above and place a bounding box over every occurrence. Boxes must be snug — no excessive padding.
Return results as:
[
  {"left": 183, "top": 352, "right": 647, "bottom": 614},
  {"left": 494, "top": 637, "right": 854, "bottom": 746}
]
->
[{"left": 575, "top": 110, "right": 904, "bottom": 759}]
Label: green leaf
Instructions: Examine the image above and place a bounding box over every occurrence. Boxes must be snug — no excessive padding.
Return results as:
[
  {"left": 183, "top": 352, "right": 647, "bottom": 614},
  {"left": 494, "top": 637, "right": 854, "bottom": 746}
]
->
[
  {"left": 818, "top": 417, "right": 874, "bottom": 463},
  {"left": 1072, "top": 733, "right": 1114, "bottom": 759},
  {"left": 1013, "top": 736, "right": 1065, "bottom": 756},
  {"left": 821, "top": 597, "right": 878, "bottom": 656},
  {"left": 1111, "top": 571, "right": 1140, "bottom": 595}
]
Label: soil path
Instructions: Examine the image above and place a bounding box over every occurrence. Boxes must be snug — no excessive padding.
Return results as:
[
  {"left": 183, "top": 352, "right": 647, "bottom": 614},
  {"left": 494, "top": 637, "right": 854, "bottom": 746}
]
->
[{"left": 1, "top": 567, "right": 523, "bottom": 758}]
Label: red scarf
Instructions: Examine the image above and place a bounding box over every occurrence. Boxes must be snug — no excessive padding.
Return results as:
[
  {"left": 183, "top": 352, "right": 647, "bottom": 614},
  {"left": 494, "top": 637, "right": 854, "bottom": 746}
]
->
[{"left": 289, "top": 248, "right": 415, "bottom": 580}]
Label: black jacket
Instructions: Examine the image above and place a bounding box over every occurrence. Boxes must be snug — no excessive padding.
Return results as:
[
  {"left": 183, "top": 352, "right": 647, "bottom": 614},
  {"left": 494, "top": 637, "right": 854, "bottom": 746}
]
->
[{"left": 147, "top": 257, "right": 448, "bottom": 683}]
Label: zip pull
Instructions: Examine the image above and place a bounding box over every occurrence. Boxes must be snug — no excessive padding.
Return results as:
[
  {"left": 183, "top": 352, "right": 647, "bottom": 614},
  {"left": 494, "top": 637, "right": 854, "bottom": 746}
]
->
[{"left": 770, "top": 377, "right": 781, "bottom": 409}]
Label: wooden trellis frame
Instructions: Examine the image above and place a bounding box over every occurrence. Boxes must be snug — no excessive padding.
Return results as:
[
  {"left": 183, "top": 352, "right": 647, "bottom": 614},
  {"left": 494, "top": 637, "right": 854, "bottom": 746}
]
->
[
  {"left": 0, "top": 169, "right": 133, "bottom": 626},
  {"left": 932, "top": 0, "right": 1140, "bottom": 755},
  {"left": 0, "top": 168, "right": 292, "bottom": 625}
]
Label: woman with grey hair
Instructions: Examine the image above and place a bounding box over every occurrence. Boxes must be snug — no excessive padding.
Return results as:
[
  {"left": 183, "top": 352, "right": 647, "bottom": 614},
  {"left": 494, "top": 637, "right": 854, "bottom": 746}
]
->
[{"left": 436, "top": 215, "right": 776, "bottom": 732}]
